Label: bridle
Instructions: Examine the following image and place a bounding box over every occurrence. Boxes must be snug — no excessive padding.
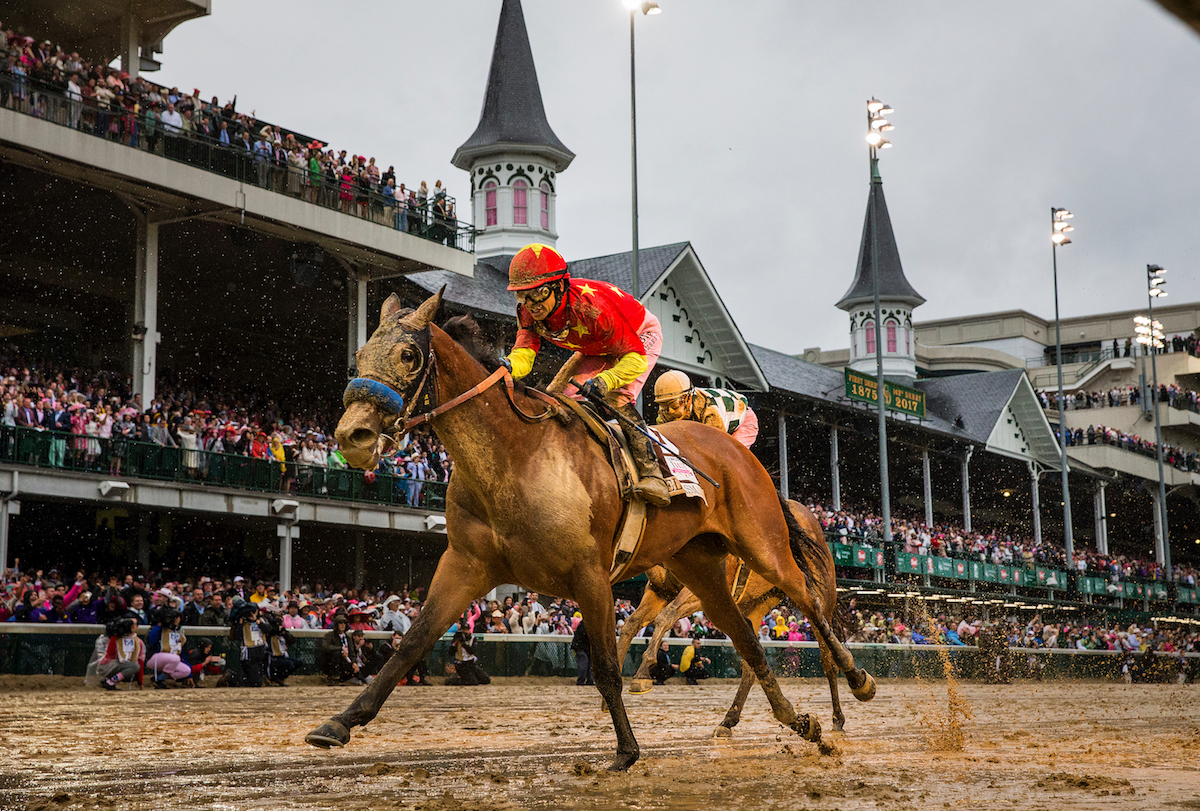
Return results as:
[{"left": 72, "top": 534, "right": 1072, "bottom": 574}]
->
[{"left": 343, "top": 326, "right": 563, "bottom": 448}]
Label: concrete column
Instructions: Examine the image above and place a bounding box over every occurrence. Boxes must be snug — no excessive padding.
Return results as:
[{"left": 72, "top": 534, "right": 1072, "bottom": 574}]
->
[
  {"left": 354, "top": 530, "right": 366, "bottom": 590},
  {"left": 119, "top": 13, "right": 140, "bottom": 80},
  {"left": 278, "top": 523, "right": 297, "bottom": 594},
  {"left": 1029, "top": 461, "right": 1042, "bottom": 546},
  {"left": 346, "top": 269, "right": 368, "bottom": 377},
  {"left": 829, "top": 426, "right": 841, "bottom": 511},
  {"left": 777, "top": 410, "right": 788, "bottom": 499},
  {"left": 1093, "top": 483, "right": 1108, "bottom": 556},
  {"left": 922, "top": 450, "right": 933, "bottom": 527},
  {"left": 1152, "top": 489, "right": 1166, "bottom": 565},
  {"left": 0, "top": 500, "right": 9, "bottom": 577},
  {"left": 131, "top": 219, "right": 159, "bottom": 407},
  {"left": 961, "top": 446, "right": 973, "bottom": 533}
]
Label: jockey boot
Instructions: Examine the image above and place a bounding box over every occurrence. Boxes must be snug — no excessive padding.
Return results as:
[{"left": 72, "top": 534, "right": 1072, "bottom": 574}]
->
[{"left": 619, "top": 403, "right": 672, "bottom": 507}]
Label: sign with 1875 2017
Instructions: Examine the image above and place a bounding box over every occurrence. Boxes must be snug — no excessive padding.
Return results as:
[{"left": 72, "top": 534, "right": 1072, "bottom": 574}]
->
[{"left": 844, "top": 368, "right": 927, "bottom": 419}]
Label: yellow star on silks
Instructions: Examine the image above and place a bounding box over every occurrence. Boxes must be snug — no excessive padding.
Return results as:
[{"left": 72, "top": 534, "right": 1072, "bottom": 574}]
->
[
  {"left": 562, "top": 341, "right": 581, "bottom": 350},
  {"left": 608, "top": 284, "right": 625, "bottom": 297},
  {"left": 579, "top": 283, "right": 597, "bottom": 297},
  {"left": 570, "top": 323, "right": 590, "bottom": 337}
]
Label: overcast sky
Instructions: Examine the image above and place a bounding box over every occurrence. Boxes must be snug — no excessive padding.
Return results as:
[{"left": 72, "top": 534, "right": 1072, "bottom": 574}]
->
[{"left": 152, "top": 1, "right": 1200, "bottom": 356}]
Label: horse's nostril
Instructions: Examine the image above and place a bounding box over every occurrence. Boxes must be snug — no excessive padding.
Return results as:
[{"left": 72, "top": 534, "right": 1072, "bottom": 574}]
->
[{"left": 349, "top": 428, "right": 377, "bottom": 447}]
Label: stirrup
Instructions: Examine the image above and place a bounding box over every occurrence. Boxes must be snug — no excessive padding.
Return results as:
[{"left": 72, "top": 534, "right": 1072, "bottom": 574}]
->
[{"left": 633, "top": 475, "right": 671, "bottom": 507}]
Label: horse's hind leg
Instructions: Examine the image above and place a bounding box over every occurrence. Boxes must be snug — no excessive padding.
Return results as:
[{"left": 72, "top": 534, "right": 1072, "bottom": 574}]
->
[
  {"left": 819, "top": 637, "right": 846, "bottom": 732},
  {"left": 667, "top": 538, "right": 821, "bottom": 744},
  {"left": 306, "top": 546, "right": 492, "bottom": 748},
  {"left": 714, "top": 592, "right": 779, "bottom": 738},
  {"left": 732, "top": 503, "right": 875, "bottom": 703}
]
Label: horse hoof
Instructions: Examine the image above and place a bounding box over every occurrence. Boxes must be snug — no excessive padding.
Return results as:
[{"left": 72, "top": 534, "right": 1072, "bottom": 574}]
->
[
  {"left": 628, "top": 679, "right": 653, "bottom": 695},
  {"left": 849, "top": 670, "right": 876, "bottom": 702},
  {"left": 793, "top": 714, "right": 822, "bottom": 743},
  {"left": 305, "top": 720, "right": 350, "bottom": 749},
  {"left": 712, "top": 725, "right": 733, "bottom": 739},
  {"left": 607, "top": 750, "right": 640, "bottom": 772}
]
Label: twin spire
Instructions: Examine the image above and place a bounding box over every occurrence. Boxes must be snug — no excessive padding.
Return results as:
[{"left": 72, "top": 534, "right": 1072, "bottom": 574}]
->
[{"left": 451, "top": 0, "right": 574, "bottom": 173}]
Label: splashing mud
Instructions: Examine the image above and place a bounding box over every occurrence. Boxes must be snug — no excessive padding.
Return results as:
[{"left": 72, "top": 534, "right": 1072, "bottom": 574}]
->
[{"left": 907, "top": 599, "right": 975, "bottom": 751}]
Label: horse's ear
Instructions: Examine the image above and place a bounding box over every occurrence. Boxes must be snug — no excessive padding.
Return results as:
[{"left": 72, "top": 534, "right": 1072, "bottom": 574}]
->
[
  {"left": 380, "top": 293, "right": 403, "bottom": 322},
  {"left": 404, "top": 286, "right": 444, "bottom": 330}
]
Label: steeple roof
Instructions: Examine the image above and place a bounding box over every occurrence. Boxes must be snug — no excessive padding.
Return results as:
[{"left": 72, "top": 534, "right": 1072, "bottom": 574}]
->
[
  {"left": 836, "top": 170, "right": 925, "bottom": 311},
  {"left": 451, "top": 0, "right": 575, "bottom": 173}
]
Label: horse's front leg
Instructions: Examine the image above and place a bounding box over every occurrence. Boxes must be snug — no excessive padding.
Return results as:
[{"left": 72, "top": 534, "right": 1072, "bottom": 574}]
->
[
  {"left": 575, "top": 569, "right": 640, "bottom": 772},
  {"left": 305, "top": 546, "right": 493, "bottom": 748}
]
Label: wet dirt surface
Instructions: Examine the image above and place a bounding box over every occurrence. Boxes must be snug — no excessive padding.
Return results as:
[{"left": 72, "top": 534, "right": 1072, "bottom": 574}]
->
[{"left": 1, "top": 675, "right": 1198, "bottom": 810}]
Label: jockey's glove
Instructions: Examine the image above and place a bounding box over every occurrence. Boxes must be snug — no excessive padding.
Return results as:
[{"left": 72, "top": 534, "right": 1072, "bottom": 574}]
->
[
  {"left": 498, "top": 356, "right": 513, "bottom": 374},
  {"left": 579, "top": 377, "right": 609, "bottom": 400}
]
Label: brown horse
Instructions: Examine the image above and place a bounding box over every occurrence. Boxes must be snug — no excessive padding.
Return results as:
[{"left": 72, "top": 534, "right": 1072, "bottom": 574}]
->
[
  {"left": 304, "top": 290, "right": 875, "bottom": 771},
  {"left": 615, "top": 500, "right": 849, "bottom": 735}
]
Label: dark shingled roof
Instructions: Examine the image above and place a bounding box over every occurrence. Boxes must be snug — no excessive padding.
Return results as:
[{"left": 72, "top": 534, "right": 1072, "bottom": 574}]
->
[
  {"left": 408, "top": 243, "right": 691, "bottom": 316},
  {"left": 750, "top": 344, "right": 1032, "bottom": 443},
  {"left": 451, "top": 0, "right": 575, "bottom": 173},
  {"left": 568, "top": 243, "right": 690, "bottom": 300},
  {"left": 836, "top": 178, "right": 925, "bottom": 311},
  {"left": 917, "top": 369, "right": 1025, "bottom": 445}
]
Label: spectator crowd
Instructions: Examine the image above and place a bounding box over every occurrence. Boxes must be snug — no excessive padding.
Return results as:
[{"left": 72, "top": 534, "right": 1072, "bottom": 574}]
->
[
  {"left": 802, "top": 495, "right": 1199, "bottom": 588},
  {"left": 1041, "top": 382, "right": 1200, "bottom": 416},
  {"left": 2, "top": 357, "right": 453, "bottom": 504},
  {"left": 1054, "top": 423, "right": 1200, "bottom": 475},
  {"left": 0, "top": 23, "right": 460, "bottom": 244}
]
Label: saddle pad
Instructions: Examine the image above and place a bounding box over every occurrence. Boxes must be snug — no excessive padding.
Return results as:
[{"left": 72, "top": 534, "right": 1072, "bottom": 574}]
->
[{"left": 646, "top": 427, "right": 706, "bottom": 503}]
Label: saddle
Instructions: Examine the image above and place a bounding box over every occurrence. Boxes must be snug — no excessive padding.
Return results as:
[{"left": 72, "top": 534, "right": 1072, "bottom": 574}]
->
[{"left": 553, "top": 395, "right": 697, "bottom": 585}]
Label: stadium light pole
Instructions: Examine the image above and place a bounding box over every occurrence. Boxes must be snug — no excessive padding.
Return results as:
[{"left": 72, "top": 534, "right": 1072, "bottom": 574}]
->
[
  {"left": 867, "top": 98, "right": 895, "bottom": 545},
  {"left": 1051, "top": 207, "right": 1075, "bottom": 568},
  {"left": 627, "top": 0, "right": 661, "bottom": 301},
  {"left": 1147, "top": 264, "right": 1171, "bottom": 575}
]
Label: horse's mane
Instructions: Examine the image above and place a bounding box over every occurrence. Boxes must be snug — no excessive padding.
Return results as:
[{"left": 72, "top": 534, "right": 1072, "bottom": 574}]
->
[{"left": 442, "top": 314, "right": 501, "bottom": 372}]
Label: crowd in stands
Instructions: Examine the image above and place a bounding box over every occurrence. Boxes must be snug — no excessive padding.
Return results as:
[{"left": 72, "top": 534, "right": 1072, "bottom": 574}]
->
[
  {"left": 1102, "top": 333, "right": 1200, "bottom": 361},
  {"left": 802, "top": 495, "right": 1199, "bottom": 588},
  {"left": 845, "top": 607, "right": 1199, "bottom": 660},
  {"left": 0, "top": 24, "right": 459, "bottom": 243},
  {"left": 1, "top": 358, "right": 452, "bottom": 503},
  {"left": 1055, "top": 423, "right": 1200, "bottom": 474},
  {"left": 1041, "top": 383, "right": 1200, "bottom": 415}
]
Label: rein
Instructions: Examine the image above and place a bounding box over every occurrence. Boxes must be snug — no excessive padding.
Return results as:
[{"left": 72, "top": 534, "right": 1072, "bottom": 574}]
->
[{"left": 403, "top": 367, "right": 563, "bottom": 433}]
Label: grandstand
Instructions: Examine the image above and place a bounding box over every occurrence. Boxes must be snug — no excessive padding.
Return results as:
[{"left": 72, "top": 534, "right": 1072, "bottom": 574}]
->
[{"left": 1, "top": 0, "right": 1197, "bottom": 625}]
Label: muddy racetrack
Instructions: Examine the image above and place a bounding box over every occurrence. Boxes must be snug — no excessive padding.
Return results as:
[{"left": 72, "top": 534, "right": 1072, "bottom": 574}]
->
[{"left": 2, "top": 675, "right": 1198, "bottom": 810}]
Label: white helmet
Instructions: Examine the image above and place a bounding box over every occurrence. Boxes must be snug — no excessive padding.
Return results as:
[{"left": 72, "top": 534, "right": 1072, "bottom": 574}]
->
[{"left": 653, "top": 370, "right": 693, "bottom": 403}]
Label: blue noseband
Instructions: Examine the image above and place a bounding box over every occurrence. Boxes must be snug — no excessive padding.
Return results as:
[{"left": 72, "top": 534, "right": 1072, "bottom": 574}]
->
[{"left": 344, "top": 377, "right": 406, "bottom": 415}]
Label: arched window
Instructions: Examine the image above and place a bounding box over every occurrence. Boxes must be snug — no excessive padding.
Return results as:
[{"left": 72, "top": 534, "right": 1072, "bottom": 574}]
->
[
  {"left": 513, "top": 179, "right": 528, "bottom": 225},
  {"left": 886, "top": 322, "right": 897, "bottom": 353},
  {"left": 484, "top": 179, "right": 497, "bottom": 227},
  {"left": 865, "top": 320, "right": 876, "bottom": 355},
  {"left": 540, "top": 181, "right": 551, "bottom": 230}
]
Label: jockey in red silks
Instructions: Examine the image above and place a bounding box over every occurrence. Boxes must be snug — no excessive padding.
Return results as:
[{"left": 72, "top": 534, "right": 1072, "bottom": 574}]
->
[{"left": 502, "top": 243, "right": 671, "bottom": 506}]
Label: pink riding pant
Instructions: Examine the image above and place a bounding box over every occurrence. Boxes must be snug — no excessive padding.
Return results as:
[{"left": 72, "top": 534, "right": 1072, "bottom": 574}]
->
[
  {"left": 146, "top": 652, "right": 192, "bottom": 680},
  {"left": 732, "top": 407, "right": 760, "bottom": 448},
  {"left": 567, "top": 312, "right": 663, "bottom": 408}
]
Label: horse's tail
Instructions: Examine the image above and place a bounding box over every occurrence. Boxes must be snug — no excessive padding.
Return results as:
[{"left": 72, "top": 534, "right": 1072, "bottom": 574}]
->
[{"left": 778, "top": 495, "right": 842, "bottom": 633}]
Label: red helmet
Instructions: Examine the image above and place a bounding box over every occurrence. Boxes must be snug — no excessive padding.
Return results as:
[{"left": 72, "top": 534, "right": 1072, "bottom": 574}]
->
[{"left": 507, "top": 243, "right": 569, "bottom": 291}]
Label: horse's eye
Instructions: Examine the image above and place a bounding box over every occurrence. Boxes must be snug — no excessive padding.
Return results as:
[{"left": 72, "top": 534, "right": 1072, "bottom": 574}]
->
[{"left": 401, "top": 350, "right": 415, "bottom": 362}]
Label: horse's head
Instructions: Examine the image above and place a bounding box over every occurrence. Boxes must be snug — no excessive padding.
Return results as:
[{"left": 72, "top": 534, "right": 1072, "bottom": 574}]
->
[{"left": 336, "top": 287, "right": 443, "bottom": 469}]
